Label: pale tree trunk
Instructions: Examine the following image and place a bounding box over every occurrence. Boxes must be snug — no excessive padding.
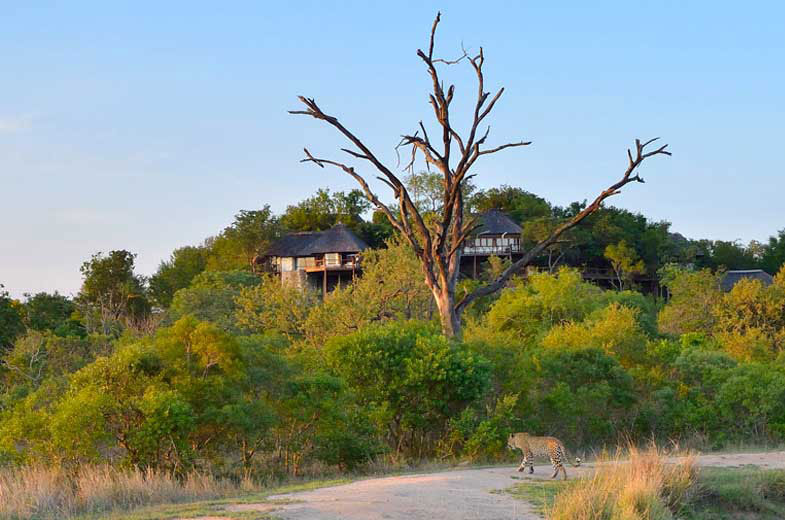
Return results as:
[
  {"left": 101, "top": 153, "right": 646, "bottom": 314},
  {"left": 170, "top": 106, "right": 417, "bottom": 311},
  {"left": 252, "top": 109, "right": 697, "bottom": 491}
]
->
[
  {"left": 433, "top": 285, "right": 460, "bottom": 339},
  {"left": 291, "top": 12, "right": 670, "bottom": 338}
]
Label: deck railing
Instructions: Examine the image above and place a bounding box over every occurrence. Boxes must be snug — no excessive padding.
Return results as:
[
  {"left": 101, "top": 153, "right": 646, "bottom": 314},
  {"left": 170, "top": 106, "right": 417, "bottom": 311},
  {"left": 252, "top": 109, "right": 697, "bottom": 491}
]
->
[{"left": 461, "top": 244, "right": 523, "bottom": 256}]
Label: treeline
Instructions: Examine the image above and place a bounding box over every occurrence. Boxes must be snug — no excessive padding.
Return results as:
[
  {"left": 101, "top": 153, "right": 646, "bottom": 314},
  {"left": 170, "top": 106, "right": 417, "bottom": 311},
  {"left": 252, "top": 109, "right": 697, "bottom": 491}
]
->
[
  {"left": 2, "top": 242, "right": 785, "bottom": 479},
  {"left": 144, "top": 181, "right": 785, "bottom": 309},
  {"left": 1, "top": 182, "right": 784, "bottom": 480}
]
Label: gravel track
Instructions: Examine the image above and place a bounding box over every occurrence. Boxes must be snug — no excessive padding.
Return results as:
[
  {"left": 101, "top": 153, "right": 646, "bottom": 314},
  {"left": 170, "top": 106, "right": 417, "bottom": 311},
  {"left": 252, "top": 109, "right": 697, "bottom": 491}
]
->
[{"left": 222, "top": 451, "right": 785, "bottom": 520}]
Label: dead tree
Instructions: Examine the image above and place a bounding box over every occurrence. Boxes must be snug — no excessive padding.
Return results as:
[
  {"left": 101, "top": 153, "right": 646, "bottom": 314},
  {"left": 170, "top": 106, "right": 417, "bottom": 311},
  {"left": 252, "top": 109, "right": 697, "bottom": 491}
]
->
[{"left": 291, "top": 12, "right": 670, "bottom": 338}]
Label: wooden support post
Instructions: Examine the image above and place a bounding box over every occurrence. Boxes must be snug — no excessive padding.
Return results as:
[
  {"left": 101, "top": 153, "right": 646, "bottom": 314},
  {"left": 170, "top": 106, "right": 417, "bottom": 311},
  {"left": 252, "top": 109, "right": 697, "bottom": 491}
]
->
[
  {"left": 322, "top": 268, "right": 327, "bottom": 300},
  {"left": 473, "top": 254, "right": 477, "bottom": 279}
]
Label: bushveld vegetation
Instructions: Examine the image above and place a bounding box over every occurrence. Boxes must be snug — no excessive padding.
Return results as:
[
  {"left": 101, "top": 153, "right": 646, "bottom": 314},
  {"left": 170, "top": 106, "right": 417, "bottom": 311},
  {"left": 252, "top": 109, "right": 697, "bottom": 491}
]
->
[{"left": 2, "top": 186, "right": 784, "bottom": 518}]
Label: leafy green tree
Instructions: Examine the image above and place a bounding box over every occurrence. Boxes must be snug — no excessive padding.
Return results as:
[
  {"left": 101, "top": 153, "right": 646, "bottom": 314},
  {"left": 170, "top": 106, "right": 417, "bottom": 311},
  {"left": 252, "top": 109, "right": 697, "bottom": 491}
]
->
[
  {"left": 658, "top": 267, "right": 722, "bottom": 336},
  {"left": 0, "top": 377, "right": 65, "bottom": 464},
  {"left": 281, "top": 188, "right": 339, "bottom": 232},
  {"left": 406, "top": 171, "right": 476, "bottom": 214},
  {"left": 226, "top": 334, "right": 289, "bottom": 476},
  {"left": 0, "top": 285, "right": 25, "bottom": 350},
  {"left": 716, "top": 363, "right": 785, "bottom": 440},
  {"left": 542, "top": 303, "right": 649, "bottom": 368},
  {"left": 604, "top": 240, "right": 645, "bottom": 290},
  {"left": 440, "top": 393, "right": 519, "bottom": 461},
  {"left": 49, "top": 341, "right": 177, "bottom": 465},
  {"left": 303, "top": 236, "right": 432, "bottom": 347},
  {"left": 167, "top": 270, "right": 260, "bottom": 333},
  {"left": 312, "top": 408, "right": 384, "bottom": 471},
  {"left": 639, "top": 348, "right": 737, "bottom": 441},
  {"left": 484, "top": 268, "right": 603, "bottom": 342},
  {"left": 713, "top": 277, "right": 785, "bottom": 361},
  {"left": 361, "top": 210, "right": 396, "bottom": 248},
  {"left": 1, "top": 332, "right": 107, "bottom": 391},
  {"left": 44, "top": 318, "right": 262, "bottom": 470},
  {"left": 405, "top": 171, "right": 444, "bottom": 213},
  {"left": 271, "top": 371, "right": 380, "bottom": 475},
  {"left": 22, "top": 292, "right": 84, "bottom": 337},
  {"left": 554, "top": 205, "right": 674, "bottom": 273},
  {"left": 281, "top": 188, "right": 369, "bottom": 232},
  {"left": 762, "top": 229, "right": 785, "bottom": 275},
  {"left": 600, "top": 289, "right": 659, "bottom": 337},
  {"left": 709, "top": 240, "right": 757, "bottom": 270},
  {"left": 325, "top": 321, "right": 490, "bottom": 458},
  {"left": 76, "top": 250, "right": 150, "bottom": 334},
  {"left": 280, "top": 188, "right": 394, "bottom": 248},
  {"left": 523, "top": 347, "right": 636, "bottom": 446},
  {"left": 235, "top": 274, "right": 319, "bottom": 340},
  {"left": 522, "top": 217, "right": 577, "bottom": 272},
  {"left": 206, "top": 206, "right": 281, "bottom": 271},
  {"left": 469, "top": 185, "right": 551, "bottom": 223},
  {"left": 149, "top": 246, "right": 209, "bottom": 308}
]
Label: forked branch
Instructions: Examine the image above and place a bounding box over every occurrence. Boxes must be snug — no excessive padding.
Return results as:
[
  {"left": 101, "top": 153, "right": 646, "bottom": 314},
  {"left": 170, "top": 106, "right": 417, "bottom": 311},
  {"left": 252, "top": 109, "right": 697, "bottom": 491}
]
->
[
  {"left": 455, "top": 138, "right": 670, "bottom": 315},
  {"left": 290, "top": 11, "right": 669, "bottom": 338}
]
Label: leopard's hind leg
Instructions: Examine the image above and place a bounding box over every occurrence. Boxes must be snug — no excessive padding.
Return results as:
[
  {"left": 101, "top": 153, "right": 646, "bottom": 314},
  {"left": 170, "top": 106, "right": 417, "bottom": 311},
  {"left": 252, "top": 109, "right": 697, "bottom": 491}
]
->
[{"left": 550, "top": 447, "right": 568, "bottom": 480}]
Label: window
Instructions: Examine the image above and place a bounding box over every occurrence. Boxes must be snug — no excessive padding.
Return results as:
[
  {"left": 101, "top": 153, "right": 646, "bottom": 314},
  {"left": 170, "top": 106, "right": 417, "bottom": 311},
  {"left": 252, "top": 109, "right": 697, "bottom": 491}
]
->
[
  {"left": 325, "top": 253, "right": 341, "bottom": 266},
  {"left": 296, "top": 257, "right": 316, "bottom": 270}
]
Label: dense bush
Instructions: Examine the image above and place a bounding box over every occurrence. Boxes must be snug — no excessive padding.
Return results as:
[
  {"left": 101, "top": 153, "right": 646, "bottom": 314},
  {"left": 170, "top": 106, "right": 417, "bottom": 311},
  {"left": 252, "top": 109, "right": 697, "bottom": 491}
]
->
[
  {"left": 3, "top": 255, "right": 785, "bottom": 484},
  {"left": 325, "top": 321, "right": 490, "bottom": 458}
]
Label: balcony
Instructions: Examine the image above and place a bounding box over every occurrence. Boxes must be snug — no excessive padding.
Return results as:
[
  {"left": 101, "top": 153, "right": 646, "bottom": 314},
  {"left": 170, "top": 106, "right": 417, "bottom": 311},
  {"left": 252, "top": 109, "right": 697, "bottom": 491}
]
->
[
  {"left": 304, "top": 255, "right": 360, "bottom": 272},
  {"left": 461, "top": 244, "right": 523, "bottom": 256}
]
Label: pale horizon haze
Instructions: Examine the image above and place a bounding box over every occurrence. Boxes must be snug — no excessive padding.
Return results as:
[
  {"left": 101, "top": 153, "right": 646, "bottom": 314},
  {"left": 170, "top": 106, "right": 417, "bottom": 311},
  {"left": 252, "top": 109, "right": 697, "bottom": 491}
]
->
[{"left": 1, "top": 2, "right": 783, "bottom": 298}]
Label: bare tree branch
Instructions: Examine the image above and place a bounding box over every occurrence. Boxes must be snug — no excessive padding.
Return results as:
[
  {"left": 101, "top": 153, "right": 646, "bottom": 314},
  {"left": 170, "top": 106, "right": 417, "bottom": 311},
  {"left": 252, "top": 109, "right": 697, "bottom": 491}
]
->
[
  {"left": 455, "top": 138, "right": 670, "bottom": 315},
  {"left": 291, "top": 11, "right": 669, "bottom": 337}
]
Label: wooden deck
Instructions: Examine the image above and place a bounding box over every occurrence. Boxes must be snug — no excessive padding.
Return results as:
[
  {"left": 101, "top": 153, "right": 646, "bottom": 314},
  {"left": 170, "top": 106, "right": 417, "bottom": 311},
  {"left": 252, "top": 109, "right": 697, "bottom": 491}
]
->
[
  {"left": 304, "top": 264, "right": 358, "bottom": 273},
  {"left": 304, "top": 256, "right": 359, "bottom": 273}
]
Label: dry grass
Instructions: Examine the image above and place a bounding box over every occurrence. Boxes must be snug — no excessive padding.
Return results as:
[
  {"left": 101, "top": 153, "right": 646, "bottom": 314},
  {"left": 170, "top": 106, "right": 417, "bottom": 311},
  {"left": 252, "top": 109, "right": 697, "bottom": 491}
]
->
[
  {"left": 547, "top": 445, "right": 697, "bottom": 520},
  {"left": 0, "top": 464, "right": 256, "bottom": 520}
]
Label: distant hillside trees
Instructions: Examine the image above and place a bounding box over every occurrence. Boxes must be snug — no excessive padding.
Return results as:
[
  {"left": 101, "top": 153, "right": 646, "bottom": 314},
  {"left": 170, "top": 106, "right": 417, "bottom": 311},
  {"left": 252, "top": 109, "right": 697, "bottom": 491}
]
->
[
  {"left": 762, "top": 229, "right": 785, "bottom": 275},
  {"left": 22, "top": 292, "right": 84, "bottom": 338},
  {"left": 280, "top": 188, "right": 392, "bottom": 248},
  {"left": 0, "top": 286, "right": 25, "bottom": 350},
  {"left": 148, "top": 246, "right": 209, "bottom": 308},
  {"left": 205, "top": 206, "right": 281, "bottom": 272},
  {"left": 76, "top": 250, "right": 151, "bottom": 335}
]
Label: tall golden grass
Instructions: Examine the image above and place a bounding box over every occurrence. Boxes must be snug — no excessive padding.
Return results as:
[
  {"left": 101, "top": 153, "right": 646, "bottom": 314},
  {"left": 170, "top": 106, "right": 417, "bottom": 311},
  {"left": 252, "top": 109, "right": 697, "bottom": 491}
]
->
[
  {"left": 547, "top": 445, "right": 697, "bottom": 520},
  {"left": 0, "top": 464, "right": 255, "bottom": 520}
]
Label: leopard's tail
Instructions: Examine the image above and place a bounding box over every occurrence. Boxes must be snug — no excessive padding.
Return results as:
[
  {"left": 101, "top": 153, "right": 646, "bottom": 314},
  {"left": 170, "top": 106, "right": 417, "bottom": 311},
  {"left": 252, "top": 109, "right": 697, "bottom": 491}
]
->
[{"left": 561, "top": 444, "right": 582, "bottom": 467}]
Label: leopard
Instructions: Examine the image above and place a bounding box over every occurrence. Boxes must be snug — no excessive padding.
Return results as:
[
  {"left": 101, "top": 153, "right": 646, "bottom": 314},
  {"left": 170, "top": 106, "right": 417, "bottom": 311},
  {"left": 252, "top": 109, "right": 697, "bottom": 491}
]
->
[{"left": 507, "top": 432, "right": 581, "bottom": 480}]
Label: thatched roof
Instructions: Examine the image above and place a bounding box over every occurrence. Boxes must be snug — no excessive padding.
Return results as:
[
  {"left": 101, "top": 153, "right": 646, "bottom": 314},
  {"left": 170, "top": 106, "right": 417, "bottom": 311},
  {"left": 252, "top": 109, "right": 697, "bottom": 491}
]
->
[
  {"left": 721, "top": 269, "right": 774, "bottom": 292},
  {"left": 264, "top": 224, "right": 368, "bottom": 257},
  {"left": 473, "top": 209, "right": 523, "bottom": 235}
]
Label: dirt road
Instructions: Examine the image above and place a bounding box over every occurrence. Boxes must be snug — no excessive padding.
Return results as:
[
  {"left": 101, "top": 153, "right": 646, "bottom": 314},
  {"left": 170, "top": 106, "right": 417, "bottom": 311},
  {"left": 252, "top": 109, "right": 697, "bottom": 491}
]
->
[{"left": 226, "top": 451, "right": 785, "bottom": 520}]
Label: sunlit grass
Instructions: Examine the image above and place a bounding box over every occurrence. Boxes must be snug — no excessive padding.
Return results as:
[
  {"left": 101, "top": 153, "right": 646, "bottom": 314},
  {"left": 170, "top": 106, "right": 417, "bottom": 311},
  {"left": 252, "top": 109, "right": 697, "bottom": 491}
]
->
[
  {"left": 0, "top": 464, "right": 263, "bottom": 520},
  {"left": 509, "top": 447, "right": 785, "bottom": 520},
  {"left": 510, "top": 444, "right": 697, "bottom": 519}
]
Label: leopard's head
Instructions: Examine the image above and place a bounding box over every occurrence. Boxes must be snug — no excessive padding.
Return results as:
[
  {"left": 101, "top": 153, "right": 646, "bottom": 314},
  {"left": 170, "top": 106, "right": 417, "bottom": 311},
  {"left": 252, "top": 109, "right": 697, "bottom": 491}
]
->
[{"left": 507, "top": 432, "right": 529, "bottom": 451}]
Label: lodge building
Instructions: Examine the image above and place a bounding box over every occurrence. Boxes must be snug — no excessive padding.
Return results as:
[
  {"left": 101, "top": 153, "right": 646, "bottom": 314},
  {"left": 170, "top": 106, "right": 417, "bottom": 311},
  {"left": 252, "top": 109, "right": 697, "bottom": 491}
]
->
[
  {"left": 261, "top": 224, "right": 368, "bottom": 297},
  {"left": 459, "top": 209, "right": 525, "bottom": 278},
  {"left": 261, "top": 210, "right": 530, "bottom": 297}
]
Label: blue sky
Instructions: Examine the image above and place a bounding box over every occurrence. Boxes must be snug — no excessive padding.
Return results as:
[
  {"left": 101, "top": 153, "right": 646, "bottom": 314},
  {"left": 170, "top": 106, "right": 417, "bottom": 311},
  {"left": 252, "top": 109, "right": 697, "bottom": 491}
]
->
[{"left": 1, "top": 1, "right": 783, "bottom": 298}]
